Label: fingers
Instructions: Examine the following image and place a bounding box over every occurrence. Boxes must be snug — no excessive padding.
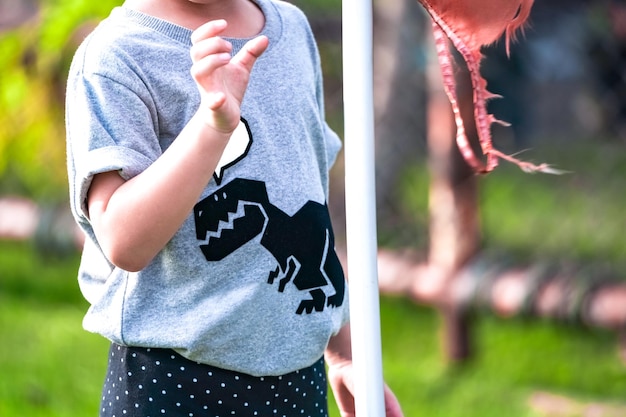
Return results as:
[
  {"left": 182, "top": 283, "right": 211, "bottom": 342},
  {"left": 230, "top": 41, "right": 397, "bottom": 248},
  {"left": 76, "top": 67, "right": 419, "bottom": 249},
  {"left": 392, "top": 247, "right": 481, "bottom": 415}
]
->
[
  {"left": 327, "top": 363, "right": 357, "bottom": 417},
  {"left": 383, "top": 384, "right": 404, "bottom": 417},
  {"left": 191, "top": 19, "right": 227, "bottom": 45},
  {"left": 188, "top": 20, "right": 268, "bottom": 123},
  {"left": 190, "top": 20, "right": 233, "bottom": 65},
  {"left": 190, "top": 39, "right": 232, "bottom": 65},
  {"left": 231, "top": 35, "right": 269, "bottom": 70},
  {"left": 190, "top": 20, "right": 268, "bottom": 78},
  {"left": 203, "top": 91, "right": 227, "bottom": 111},
  {"left": 189, "top": 21, "right": 232, "bottom": 97}
]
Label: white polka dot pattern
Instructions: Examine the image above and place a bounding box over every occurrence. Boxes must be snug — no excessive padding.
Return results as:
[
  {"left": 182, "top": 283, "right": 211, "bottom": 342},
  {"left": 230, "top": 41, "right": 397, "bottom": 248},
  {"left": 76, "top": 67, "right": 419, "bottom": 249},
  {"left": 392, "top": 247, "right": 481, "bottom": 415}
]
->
[{"left": 99, "top": 344, "right": 329, "bottom": 417}]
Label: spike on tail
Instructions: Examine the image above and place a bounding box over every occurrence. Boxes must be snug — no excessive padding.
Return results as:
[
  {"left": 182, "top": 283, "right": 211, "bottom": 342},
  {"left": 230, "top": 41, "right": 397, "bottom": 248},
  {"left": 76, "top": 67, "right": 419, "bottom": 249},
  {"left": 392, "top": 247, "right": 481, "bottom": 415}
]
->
[{"left": 418, "top": 0, "right": 558, "bottom": 175}]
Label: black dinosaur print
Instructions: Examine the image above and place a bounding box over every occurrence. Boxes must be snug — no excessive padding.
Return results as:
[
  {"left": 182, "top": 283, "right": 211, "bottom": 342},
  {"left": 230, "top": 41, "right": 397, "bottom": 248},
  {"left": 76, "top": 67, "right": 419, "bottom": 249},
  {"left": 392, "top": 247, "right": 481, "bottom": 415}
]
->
[{"left": 193, "top": 178, "right": 345, "bottom": 314}]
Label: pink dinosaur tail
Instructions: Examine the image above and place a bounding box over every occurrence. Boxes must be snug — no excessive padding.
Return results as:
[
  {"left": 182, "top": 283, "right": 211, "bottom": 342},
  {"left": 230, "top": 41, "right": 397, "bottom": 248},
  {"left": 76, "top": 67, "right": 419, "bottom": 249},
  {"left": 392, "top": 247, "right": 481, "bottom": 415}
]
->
[{"left": 418, "top": 0, "right": 561, "bottom": 174}]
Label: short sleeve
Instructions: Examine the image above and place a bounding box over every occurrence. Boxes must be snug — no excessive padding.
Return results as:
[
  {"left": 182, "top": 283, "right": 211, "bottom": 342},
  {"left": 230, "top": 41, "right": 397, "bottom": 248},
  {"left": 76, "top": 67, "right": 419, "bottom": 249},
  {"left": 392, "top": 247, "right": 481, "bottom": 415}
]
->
[{"left": 66, "top": 56, "right": 162, "bottom": 223}]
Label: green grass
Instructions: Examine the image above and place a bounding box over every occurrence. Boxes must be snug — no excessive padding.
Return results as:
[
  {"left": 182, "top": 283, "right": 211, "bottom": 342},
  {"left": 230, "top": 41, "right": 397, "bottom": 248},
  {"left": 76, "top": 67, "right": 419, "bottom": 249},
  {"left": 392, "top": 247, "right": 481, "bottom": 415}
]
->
[
  {"left": 2, "top": 233, "right": 626, "bottom": 416},
  {"left": 398, "top": 140, "right": 626, "bottom": 265},
  {"left": 0, "top": 297, "right": 108, "bottom": 417},
  {"left": 0, "top": 242, "right": 108, "bottom": 417},
  {"left": 479, "top": 141, "right": 626, "bottom": 264},
  {"left": 379, "top": 297, "right": 626, "bottom": 417}
]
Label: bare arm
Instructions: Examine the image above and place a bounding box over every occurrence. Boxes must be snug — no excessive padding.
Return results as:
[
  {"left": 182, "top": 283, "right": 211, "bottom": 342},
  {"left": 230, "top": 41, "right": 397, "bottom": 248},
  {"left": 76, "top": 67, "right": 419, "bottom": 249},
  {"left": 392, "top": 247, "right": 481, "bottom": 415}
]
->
[
  {"left": 325, "top": 322, "right": 353, "bottom": 367},
  {"left": 87, "top": 20, "right": 268, "bottom": 271},
  {"left": 87, "top": 114, "right": 230, "bottom": 271}
]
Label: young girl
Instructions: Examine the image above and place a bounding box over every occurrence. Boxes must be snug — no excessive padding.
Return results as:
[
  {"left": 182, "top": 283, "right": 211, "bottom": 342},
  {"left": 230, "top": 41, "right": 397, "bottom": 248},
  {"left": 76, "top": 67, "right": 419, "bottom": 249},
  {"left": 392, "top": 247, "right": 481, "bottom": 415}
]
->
[{"left": 66, "top": 0, "right": 403, "bottom": 416}]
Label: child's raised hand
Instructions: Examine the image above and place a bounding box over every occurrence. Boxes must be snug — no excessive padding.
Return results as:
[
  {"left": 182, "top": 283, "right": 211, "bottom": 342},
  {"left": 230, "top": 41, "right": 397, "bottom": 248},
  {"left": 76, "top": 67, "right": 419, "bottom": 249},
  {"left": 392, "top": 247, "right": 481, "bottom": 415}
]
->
[{"left": 190, "top": 20, "right": 268, "bottom": 134}]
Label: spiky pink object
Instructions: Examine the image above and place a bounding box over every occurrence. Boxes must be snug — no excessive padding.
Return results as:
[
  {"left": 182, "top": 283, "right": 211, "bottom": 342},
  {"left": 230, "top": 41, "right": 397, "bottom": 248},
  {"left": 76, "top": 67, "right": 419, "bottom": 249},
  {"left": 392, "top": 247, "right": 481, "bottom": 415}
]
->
[{"left": 418, "top": 0, "right": 562, "bottom": 174}]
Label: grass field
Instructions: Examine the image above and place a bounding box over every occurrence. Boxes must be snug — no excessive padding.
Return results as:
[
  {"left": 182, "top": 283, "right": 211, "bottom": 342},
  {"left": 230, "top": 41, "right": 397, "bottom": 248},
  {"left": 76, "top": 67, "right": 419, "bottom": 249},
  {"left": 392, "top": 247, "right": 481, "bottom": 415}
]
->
[
  {"left": 2, "top": 137, "right": 626, "bottom": 417},
  {"left": 0, "top": 242, "right": 107, "bottom": 417},
  {"left": 2, "top": 235, "right": 626, "bottom": 416}
]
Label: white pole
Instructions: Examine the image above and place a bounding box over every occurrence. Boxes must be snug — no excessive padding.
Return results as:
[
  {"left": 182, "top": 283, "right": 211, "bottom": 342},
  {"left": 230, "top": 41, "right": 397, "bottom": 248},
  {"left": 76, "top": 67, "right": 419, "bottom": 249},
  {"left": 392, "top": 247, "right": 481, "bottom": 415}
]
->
[{"left": 342, "top": 0, "right": 386, "bottom": 415}]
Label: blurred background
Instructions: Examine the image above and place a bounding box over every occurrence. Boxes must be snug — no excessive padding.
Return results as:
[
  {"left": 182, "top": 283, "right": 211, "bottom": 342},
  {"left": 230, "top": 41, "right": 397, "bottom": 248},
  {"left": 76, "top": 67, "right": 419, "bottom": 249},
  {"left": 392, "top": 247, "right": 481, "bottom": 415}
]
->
[{"left": 1, "top": 0, "right": 626, "bottom": 416}]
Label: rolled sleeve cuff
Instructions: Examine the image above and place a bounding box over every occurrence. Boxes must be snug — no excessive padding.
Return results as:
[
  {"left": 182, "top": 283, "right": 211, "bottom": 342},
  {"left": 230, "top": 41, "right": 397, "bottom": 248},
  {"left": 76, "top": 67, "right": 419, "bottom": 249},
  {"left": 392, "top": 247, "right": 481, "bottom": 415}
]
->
[{"left": 75, "top": 145, "right": 155, "bottom": 220}]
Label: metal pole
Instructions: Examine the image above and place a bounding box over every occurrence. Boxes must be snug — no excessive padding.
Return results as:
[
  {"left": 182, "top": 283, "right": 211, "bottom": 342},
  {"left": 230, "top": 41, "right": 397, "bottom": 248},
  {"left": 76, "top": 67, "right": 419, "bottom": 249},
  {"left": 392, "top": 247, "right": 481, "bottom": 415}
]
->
[{"left": 342, "top": 0, "right": 386, "bottom": 415}]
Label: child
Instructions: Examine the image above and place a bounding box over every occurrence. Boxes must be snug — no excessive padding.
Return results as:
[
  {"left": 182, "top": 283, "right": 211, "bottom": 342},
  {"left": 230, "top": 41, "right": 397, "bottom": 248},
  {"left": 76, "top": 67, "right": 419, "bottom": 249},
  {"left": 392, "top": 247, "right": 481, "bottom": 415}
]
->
[{"left": 65, "top": 0, "right": 403, "bottom": 416}]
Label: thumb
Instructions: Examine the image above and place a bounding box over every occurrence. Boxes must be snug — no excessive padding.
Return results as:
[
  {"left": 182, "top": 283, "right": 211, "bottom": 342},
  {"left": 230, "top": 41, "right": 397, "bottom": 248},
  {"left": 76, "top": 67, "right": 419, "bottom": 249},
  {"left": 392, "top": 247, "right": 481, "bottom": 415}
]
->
[{"left": 232, "top": 35, "right": 269, "bottom": 70}]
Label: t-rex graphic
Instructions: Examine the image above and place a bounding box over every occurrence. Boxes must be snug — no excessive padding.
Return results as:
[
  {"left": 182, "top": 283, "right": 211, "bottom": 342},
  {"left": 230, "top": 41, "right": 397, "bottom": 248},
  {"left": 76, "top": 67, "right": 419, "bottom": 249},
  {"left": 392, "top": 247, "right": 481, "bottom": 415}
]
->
[{"left": 193, "top": 178, "right": 345, "bottom": 315}]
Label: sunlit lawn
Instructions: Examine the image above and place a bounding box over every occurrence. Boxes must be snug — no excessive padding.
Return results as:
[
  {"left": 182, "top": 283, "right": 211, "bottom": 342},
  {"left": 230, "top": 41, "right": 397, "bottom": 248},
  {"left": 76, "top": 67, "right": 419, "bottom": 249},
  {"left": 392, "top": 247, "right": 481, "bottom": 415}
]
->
[
  {"left": 2, "top": 137, "right": 626, "bottom": 417},
  {"left": 0, "top": 295, "right": 108, "bottom": 417},
  {"left": 0, "top": 242, "right": 108, "bottom": 417},
  {"left": 2, "top": 234, "right": 626, "bottom": 416}
]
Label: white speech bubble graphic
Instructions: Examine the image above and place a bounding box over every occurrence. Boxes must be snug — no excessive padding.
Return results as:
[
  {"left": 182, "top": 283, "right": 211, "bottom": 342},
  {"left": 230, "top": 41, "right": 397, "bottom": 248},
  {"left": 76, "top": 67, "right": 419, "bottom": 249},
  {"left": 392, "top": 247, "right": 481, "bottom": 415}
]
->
[{"left": 214, "top": 118, "right": 253, "bottom": 185}]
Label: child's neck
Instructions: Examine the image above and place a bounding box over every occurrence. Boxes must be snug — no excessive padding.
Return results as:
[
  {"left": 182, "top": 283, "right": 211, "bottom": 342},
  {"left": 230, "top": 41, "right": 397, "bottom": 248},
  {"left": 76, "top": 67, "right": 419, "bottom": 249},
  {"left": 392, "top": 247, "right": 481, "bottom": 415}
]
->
[{"left": 124, "top": 0, "right": 265, "bottom": 37}]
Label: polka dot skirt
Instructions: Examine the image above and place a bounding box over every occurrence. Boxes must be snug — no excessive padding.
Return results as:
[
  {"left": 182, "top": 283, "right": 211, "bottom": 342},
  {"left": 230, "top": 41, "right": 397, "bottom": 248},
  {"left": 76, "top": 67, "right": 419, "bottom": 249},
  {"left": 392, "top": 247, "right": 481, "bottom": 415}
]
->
[{"left": 99, "top": 343, "right": 329, "bottom": 417}]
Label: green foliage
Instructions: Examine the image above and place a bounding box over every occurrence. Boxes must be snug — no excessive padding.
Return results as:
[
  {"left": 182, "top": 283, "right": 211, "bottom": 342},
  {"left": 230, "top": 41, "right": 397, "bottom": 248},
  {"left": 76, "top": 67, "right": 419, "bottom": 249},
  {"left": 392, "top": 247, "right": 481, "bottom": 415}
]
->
[
  {"left": 0, "top": 0, "right": 122, "bottom": 199},
  {"left": 0, "top": 241, "right": 107, "bottom": 417},
  {"left": 0, "top": 0, "right": 339, "bottom": 200},
  {"left": 0, "top": 241, "right": 84, "bottom": 305}
]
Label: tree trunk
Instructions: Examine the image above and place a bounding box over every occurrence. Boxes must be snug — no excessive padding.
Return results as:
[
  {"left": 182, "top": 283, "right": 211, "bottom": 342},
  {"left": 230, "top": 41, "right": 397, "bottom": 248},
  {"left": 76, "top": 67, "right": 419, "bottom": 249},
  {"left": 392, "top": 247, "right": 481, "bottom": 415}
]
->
[
  {"left": 372, "top": 0, "right": 428, "bottom": 228},
  {"left": 425, "top": 33, "right": 481, "bottom": 362}
]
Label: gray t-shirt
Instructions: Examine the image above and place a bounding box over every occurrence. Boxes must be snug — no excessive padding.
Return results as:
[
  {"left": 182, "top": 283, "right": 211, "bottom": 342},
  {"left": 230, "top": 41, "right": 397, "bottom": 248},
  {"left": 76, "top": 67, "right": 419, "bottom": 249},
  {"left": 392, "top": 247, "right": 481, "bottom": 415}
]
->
[{"left": 66, "top": 0, "right": 348, "bottom": 376}]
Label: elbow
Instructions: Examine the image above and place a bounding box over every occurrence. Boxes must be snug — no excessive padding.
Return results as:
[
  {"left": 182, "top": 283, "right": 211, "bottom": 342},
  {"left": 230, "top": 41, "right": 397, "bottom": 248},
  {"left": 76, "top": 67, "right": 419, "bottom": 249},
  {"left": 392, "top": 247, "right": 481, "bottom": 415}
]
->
[
  {"left": 110, "top": 255, "right": 150, "bottom": 273},
  {"left": 100, "top": 237, "right": 153, "bottom": 273},
  {"left": 91, "top": 218, "right": 159, "bottom": 272}
]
